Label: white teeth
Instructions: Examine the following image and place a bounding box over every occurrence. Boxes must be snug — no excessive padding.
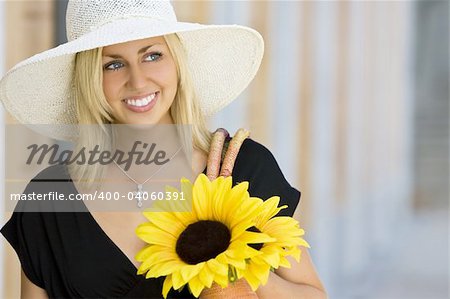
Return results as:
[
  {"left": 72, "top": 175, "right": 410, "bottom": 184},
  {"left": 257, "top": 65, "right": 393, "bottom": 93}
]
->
[{"left": 125, "top": 93, "right": 156, "bottom": 107}]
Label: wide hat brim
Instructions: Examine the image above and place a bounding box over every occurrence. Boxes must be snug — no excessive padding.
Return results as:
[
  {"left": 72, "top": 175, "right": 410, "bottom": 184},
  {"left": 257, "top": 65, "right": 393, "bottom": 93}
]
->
[{"left": 0, "top": 17, "right": 263, "bottom": 138}]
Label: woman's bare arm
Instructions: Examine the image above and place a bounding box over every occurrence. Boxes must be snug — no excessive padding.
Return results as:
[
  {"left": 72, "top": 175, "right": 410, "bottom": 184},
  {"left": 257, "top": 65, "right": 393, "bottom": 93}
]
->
[
  {"left": 21, "top": 270, "right": 48, "bottom": 299},
  {"left": 256, "top": 205, "right": 327, "bottom": 299},
  {"left": 256, "top": 249, "right": 327, "bottom": 299}
]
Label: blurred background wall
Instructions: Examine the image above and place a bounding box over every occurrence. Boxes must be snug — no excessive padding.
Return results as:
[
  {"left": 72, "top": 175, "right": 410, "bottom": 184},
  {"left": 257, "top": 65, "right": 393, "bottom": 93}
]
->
[{"left": 0, "top": 1, "right": 448, "bottom": 298}]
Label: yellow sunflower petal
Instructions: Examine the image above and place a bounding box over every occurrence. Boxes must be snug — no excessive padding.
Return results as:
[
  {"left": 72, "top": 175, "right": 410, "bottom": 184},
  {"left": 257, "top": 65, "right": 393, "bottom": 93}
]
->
[
  {"left": 231, "top": 206, "right": 261, "bottom": 230},
  {"left": 247, "top": 261, "right": 271, "bottom": 283},
  {"left": 135, "top": 244, "right": 156, "bottom": 262},
  {"left": 238, "top": 231, "right": 276, "bottom": 245},
  {"left": 208, "top": 176, "right": 229, "bottom": 220},
  {"left": 275, "top": 238, "right": 309, "bottom": 250},
  {"left": 228, "top": 241, "right": 260, "bottom": 259},
  {"left": 193, "top": 175, "right": 212, "bottom": 219},
  {"left": 137, "top": 245, "right": 177, "bottom": 274},
  {"left": 136, "top": 224, "right": 177, "bottom": 247},
  {"left": 263, "top": 217, "right": 303, "bottom": 235},
  {"left": 242, "top": 269, "right": 261, "bottom": 291},
  {"left": 162, "top": 275, "right": 173, "bottom": 299},
  {"left": 212, "top": 176, "right": 232, "bottom": 222},
  {"left": 137, "top": 263, "right": 150, "bottom": 275},
  {"left": 173, "top": 177, "right": 193, "bottom": 212},
  {"left": 180, "top": 177, "right": 193, "bottom": 196},
  {"left": 229, "top": 196, "right": 256, "bottom": 227},
  {"left": 172, "top": 212, "right": 198, "bottom": 227},
  {"left": 138, "top": 249, "right": 179, "bottom": 270},
  {"left": 224, "top": 253, "right": 247, "bottom": 270},
  {"left": 255, "top": 196, "right": 285, "bottom": 224},
  {"left": 206, "top": 258, "right": 228, "bottom": 277},
  {"left": 289, "top": 246, "right": 302, "bottom": 262},
  {"left": 180, "top": 263, "right": 204, "bottom": 282},
  {"left": 230, "top": 221, "right": 255, "bottom": 241},
  {"left": 171, "top": 270, "right": 185, "bottom": 290},
  {"left": 214, "top": 273, "right": 229, "bottom": 288},
  {"left": 258, "top": 246, "right": 281, "bottom": 268},
  {"left": 188, "top": 276, "right": 206, "bottom": 298},
  {"left": 147, "top": 260, "right": 185, "bottom": 277},
  {"left": 198, "top": 262, "right": 215, "bottom": 288},
  {"left": 144, "top": 212, "right": 187, "bottom": 237},
  {"left": 138, "top": 255, "right": 176, "bottom": 274},
  {"left": 278, "top": 256, "right": 292, "bottom": 268},
  {"left": 260, "top": 269, "right": 271, "bottom": 286}
]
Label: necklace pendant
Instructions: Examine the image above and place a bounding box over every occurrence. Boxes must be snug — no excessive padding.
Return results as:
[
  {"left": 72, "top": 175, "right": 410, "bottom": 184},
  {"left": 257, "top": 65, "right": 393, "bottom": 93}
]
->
[{"left": 135, "top": 184, "right": 144, "bottom": 208}]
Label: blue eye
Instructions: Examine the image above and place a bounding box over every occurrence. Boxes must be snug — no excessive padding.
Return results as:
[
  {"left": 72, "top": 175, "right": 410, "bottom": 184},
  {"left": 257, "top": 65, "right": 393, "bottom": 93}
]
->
[
  {"left": 144, "top": 52, "right": 162, "bottom": 62},
  {"left": 104, "top": 61, "right": 124, "bottom": 71}
]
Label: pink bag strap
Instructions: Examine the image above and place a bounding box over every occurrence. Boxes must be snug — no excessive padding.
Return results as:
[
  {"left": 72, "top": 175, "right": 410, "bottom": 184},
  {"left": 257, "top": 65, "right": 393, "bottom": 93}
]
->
[{"left": 206, "top": 128, "right": 250, "bottom": 180}]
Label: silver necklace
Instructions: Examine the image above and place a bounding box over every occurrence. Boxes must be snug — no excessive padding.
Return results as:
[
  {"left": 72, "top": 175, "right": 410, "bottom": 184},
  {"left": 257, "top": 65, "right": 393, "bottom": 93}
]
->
[{"left": 112, "top": 146, "right": 183, "bottom": 208}]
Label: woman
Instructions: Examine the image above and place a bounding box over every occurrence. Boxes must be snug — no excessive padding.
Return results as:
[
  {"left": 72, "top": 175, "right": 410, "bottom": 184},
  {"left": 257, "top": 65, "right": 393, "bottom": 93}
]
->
[{"left": 0, "top": 0, "right": 327, "bottom": 298}]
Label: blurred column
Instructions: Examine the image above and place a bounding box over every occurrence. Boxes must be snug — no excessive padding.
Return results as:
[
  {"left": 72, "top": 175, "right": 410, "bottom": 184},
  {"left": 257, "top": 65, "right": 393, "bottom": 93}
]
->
[
  {"left": 309, "top": 1, "right": 338, "bottom": 293},
  {"left": 338, "top": 2, "right": 371, "bottom": 297},
  {"left": 2, "top": 1, "right": 54, "bottom": 298},
  {"left": 391, "top": 0, "right": 416, "bottom": 250},
  {"left": 413, "top": 0, "right": 449, "bottom": 209},
  {"left": 368, "top": 0, "right": 413, "bottom": 260},
  {"left": 176, "top": 1, "right": 256, "bottom": 140},
  {"left": 0, "top": 1, "right": 5, "bottom": 297},
  {"left": 342, "top": 3, "right": 415, "bottom": 297},
  {"left": 56, "top": 0, "right": 68, "bottom": 43},
  {"left": 246, "top": 1, "right": 271, "bottom": 144},
  {"left": 297, "top": 1, "right": 314, "bottom": 229},
  {"left": 370, "top": 1, "right": 392, "bottom": 256},
  {"left": 398, "top": 0, "right": 416, "bottom": 222},
  {"left": 268, "top": 1, "right": 301, "bottom": 186},
  {"left": 0, "top": 1, "right": 3, "bottom": 75},
  {"left": 208, "top": 1, "right": 251, "bottom": 135}
]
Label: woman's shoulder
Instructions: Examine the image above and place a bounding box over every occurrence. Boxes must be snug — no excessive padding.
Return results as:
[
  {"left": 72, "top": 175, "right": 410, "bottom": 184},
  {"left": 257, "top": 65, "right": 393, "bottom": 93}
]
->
[
  {"left": 22, "top": 164, "right": 73, "bottom": 197},
  {"left": 234, "top": 138, "right": 291, "bottom": 177},
  {"left": 11, "top": 164, "right": 79, "bottom": 212},
  {"left": 235, "top": 138, "right": 276, "bottom": 166},
  {"left": 30, "top": 164, "right": 71, "bottom": 182},
  {"left": 232, "top": 137, "right": 301, "bottom": 217}
]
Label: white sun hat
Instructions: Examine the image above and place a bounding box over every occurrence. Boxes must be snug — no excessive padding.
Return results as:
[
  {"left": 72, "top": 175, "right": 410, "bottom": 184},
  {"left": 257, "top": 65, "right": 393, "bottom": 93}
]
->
[{"left": 0, "top": 0, "right": 263, "bottom": 133}]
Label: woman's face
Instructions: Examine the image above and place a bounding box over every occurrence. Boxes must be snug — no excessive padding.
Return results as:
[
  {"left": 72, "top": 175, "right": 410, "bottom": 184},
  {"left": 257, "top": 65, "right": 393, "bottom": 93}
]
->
[{"left": 102, "top": 36, "right": 178, "bottom": 125}]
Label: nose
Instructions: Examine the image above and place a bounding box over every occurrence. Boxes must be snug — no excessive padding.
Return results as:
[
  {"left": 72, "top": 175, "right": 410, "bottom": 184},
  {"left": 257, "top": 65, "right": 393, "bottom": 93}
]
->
[{"left": 127, "top": 65, "right": 147, "bottom": 90}]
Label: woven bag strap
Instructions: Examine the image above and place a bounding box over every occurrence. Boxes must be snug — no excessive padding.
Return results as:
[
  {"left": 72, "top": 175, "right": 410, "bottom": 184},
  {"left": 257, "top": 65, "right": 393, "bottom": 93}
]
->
[
  {"left": 200, "top": 278, "right": 257, "bottom": 298},
  {"left": 206, "top": 128, "right": 250, "bottom": 180}
]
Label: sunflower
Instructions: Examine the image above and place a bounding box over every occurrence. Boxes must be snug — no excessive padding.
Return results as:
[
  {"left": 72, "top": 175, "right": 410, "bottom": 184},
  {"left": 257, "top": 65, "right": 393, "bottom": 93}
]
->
[
  {"left": 135, "top": 174, "right": 275, "bottom": 298},
  {"left": 242, "top": 196, "right": 310, "bottom": 291}
]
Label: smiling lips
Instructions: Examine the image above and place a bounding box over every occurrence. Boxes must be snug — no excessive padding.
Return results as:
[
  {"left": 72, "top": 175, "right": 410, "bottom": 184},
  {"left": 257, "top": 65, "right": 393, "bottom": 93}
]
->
[{"left": 123, "top": 92, "right": 158, "bottom": 112}]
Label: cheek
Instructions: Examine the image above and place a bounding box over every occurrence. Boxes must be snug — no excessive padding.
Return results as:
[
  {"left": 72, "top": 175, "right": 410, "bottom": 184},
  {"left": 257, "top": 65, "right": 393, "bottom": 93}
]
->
[
  {"left": 153, "top": 62, "right": 178, "bottom": 90},
  {"left": 102, "top": 76, "right": 117, "bottom": 103}
]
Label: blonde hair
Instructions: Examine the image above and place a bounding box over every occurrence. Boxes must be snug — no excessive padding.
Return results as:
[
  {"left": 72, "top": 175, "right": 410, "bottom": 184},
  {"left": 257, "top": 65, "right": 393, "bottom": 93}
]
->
[
  {"left": 70, "top": 34, "right": 212, "bottom": 186},
  {"left": 164, "top": 34, "right": 211, "bottom": 154}
]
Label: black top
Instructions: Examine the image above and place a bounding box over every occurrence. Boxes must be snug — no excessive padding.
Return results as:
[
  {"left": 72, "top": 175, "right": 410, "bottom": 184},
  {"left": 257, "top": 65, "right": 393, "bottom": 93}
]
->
[{"left": 1, "top": 138, "right": 300, "bottom": 299}]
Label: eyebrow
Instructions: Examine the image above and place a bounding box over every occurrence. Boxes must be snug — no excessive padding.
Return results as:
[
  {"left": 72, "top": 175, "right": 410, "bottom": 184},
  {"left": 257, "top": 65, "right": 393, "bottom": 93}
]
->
[{"left": 102, "top": 43, "right": 161, "bottom": 59}]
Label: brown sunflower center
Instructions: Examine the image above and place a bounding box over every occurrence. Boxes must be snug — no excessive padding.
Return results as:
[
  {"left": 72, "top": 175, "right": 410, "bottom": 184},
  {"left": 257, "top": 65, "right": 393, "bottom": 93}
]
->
[
  {"left": 176, "top": 220, "right": 231, "bottom": 265},
  {"left": 247, "top": 226, "right": 264, "bottom": 251}
]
